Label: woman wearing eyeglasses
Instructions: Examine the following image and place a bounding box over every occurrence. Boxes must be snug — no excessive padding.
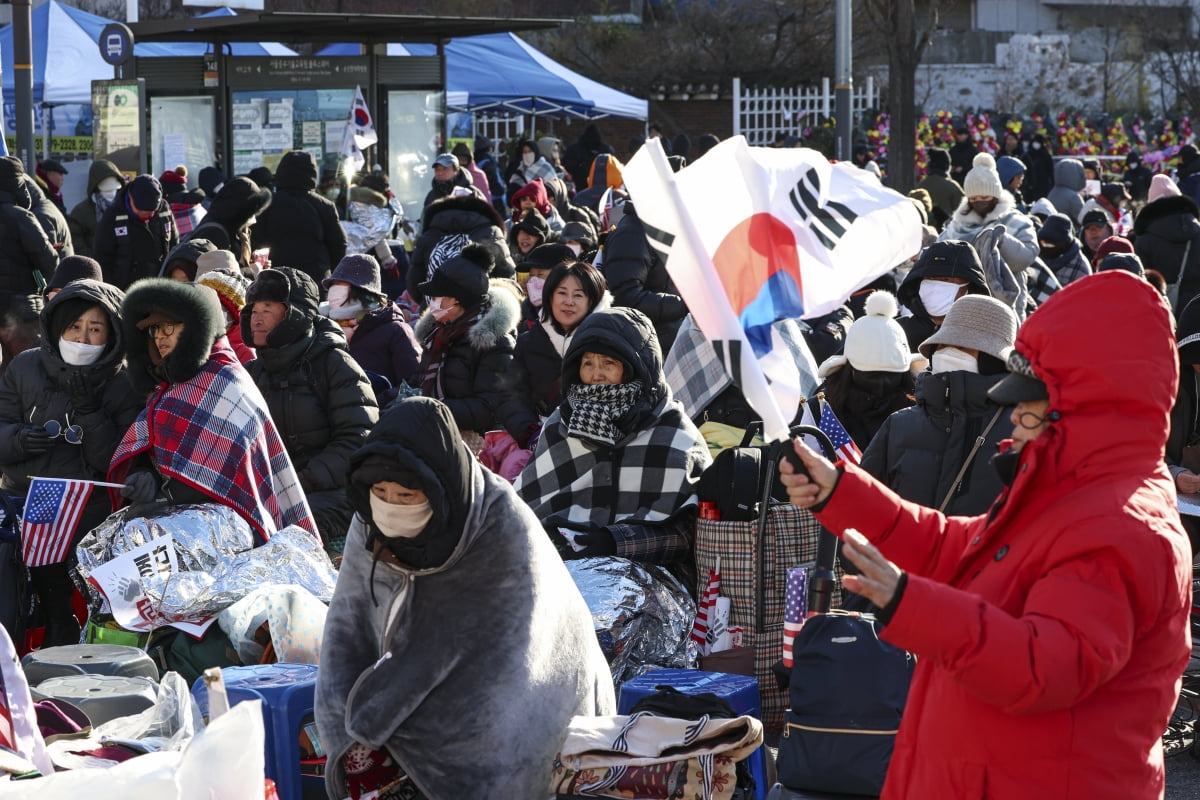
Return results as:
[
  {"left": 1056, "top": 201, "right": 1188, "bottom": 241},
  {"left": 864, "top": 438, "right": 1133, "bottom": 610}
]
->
[
  {"left": 0, "top": 278, "right": 143, "bottom": 645},
  {"left": 108, "top": 278, "right": 318, "bottom": 547}
]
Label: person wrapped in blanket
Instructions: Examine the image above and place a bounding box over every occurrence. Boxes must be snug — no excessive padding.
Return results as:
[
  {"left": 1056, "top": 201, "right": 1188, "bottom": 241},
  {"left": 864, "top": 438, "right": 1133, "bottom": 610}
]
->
[
  {"left": 515, "top": 307, "right": 711, "bottom": 583},
  {"left": 316, "top": 397, "right": 614, "bottom": 800},
  {"left": 0, "top": 279, "right": 143, "bottom": 646},
  {"left": 107, "top": 278, "right": 318, "bottom": 543}
]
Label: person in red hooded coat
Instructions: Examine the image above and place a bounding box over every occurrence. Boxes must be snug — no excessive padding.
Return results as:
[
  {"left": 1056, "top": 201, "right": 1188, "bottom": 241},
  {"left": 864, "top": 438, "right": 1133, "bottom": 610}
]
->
[{"left": 782, "top": 270, "right": 1192, "bottom": 800}]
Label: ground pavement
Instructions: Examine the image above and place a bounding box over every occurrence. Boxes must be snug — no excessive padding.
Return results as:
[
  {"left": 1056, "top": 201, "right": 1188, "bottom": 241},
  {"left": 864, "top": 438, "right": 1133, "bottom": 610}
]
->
[{"left": 1167, "top": 749, "right": 1200, "bottom": 798}]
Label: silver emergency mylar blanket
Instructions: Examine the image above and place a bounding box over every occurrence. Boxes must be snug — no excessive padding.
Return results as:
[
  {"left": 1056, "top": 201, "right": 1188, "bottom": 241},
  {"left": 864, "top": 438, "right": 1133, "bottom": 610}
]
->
[
  {"left": 343, "top": 200, "right": 397, "bottom": 253},
  {"left": 567, "top": 556, "right": 698, "bottom": 685},
  {"left": 74, "top": 504, "right": 337, "bottom": 625}
]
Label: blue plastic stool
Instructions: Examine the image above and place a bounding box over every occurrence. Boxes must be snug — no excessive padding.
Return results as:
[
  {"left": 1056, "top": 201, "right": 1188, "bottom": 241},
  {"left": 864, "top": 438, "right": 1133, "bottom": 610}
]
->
[
  {"left": 191, "top": 664, "right": 320, "bottom": 800},
  {"left": 619, "top": 668, "right": 769, "bottom": 800}
]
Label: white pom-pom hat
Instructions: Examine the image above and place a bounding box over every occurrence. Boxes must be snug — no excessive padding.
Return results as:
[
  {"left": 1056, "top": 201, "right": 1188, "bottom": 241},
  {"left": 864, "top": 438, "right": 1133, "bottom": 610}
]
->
[
  {"left": 962, "top": 152, "right": 1004, "bottom": 200},
  {"left": 817, "top": 290, "right": 927, "bottom": 377}
]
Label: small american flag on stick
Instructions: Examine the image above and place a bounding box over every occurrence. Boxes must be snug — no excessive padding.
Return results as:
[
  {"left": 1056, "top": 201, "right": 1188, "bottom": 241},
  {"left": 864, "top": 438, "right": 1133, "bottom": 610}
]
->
[
  {"left": 817, "top": 397, "right": 863, "bottom": 464},
  {"left": 21, "top": 478, "right": 93, "bottom": 567},
  {"left": 691, "top": 566, "right": 722, "bottom": 654},
  {"left": 781, "top": 566, "right": 808, "bottom": 668}
]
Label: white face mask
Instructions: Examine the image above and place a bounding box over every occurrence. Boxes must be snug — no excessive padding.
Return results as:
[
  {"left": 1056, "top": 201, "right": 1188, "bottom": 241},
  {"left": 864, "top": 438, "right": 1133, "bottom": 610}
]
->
[
  {"left": 429, "top": 296, "right": 456, "bottom": 322},
  {"left": 522, "top": 152, "right": 536, "bottom": 167},
  {"left": 526, "top": 276, "right": 545, "bottom": 307},
  {"left": 98, "top": 188, "right": 118, "bottom": 203},
  {"left": 325, "top": 188, "right": 341, "bottom": 201},
  {"left": 919, "top": 280, "right": 961, "bottom": 318},
  {"left": 931, "top": 346, "right": 979, "bottom": 374},
  {"left": 58, "top": 339, "right": 105, "bottom": 366},
  {"left": 1031, "top": 141, "right": 1042, "bottom": 150},
  {"left": 327, "top": 285, "right": 351, "bottom": 307},
  {"left": 369, "top": 494, "right": 433, "bottom": 539}
]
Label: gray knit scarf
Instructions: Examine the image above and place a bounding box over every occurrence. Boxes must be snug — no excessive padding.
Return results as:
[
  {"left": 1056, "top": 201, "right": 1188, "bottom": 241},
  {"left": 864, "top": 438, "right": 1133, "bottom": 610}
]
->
[{"left": 566, "top": 380, "right": 643, "bottom": 445}]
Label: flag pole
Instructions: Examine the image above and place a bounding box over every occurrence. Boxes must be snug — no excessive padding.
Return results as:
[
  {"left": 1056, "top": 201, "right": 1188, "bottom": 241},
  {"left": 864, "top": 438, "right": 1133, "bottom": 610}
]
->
[{"left": 27, "top": 476, "right": 126, "bottom": 489}]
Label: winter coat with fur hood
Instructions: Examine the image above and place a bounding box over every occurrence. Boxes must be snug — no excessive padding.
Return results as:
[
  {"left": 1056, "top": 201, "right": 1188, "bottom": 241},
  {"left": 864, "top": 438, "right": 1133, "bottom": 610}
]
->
[
  {"left": 315, "top": 397, "right": 614, "bottom": 800},
  {"left": 0, "top": 157, "right": 58, "bottom": 296},
  {"left": 413, "top": 281, "right": 525, "bottom": 440},
  {"left": 406, "top": 194, "right": 516, "bottom": 305},
  {"left": 1132, "top": 193, "right": 1200, "bottom": 314},
  {"left": 241, "top": 267, "right": 378, "bottom": 493},
  {"left": 939, "top": 194, "right": 1040, "bottom": 277},
  {"left": 0, "top": 280, "right": 141, "bottom": 533},
  {"left": 253, "top": 151, "right": 347, "bottom": 286}
]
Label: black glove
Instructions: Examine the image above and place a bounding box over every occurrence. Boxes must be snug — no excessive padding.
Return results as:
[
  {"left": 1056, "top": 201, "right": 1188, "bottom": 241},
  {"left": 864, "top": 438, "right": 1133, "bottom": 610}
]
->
[
  {"left": 18, "top": 425, "right": 52, "bottom": 457},
  {"left": 555, "top": 525, "right": 617, "bottom": 560},
  {"left": 121, "top": 471, "right": 160, "bottom": 504},
  {"left": 69, "top": 373, "right": 99, "bottom": 415}
]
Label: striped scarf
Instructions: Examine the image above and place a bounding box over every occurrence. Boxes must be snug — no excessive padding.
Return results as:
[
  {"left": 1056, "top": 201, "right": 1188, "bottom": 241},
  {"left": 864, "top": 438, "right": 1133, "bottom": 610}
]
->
[{"left": 420, "top": 306, "right": 484, "bottom": 398}]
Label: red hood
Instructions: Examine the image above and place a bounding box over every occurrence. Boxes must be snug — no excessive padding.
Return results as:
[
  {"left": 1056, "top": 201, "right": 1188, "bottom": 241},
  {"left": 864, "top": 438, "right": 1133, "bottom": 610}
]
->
[
  {"left": 511, "top": 178, "right": 551, "bottom": 216},
  {"left": 1018, "top": 271, "right": 1177, "bottom": 481}
]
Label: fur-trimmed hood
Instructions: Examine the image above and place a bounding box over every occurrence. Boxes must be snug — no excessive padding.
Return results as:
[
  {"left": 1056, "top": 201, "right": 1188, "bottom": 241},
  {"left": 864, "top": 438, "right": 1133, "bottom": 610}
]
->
[
  {"left": 948, "top": 192, "right": 1017, "bottom": 229},
  {"left": 1133, "top": 193, "right": 1200, "bottom": 238},
  {"left": 205, "top": 176, "right": 272, "bottom": 233},
  {"left": 420, "top": 192, "right": 504, "bottom": 231},
  {"left": 121, "top": 278, "right": 223, "bottom": 390},
  {"left": 413, "top": 279, "right": 521, "bottom": 351}
]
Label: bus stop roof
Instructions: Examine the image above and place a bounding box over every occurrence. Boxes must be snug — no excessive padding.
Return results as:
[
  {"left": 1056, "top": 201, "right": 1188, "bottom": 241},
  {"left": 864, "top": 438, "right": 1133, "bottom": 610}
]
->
[{"left": 128, "top": 12, "right": 566, "bottom": 45}]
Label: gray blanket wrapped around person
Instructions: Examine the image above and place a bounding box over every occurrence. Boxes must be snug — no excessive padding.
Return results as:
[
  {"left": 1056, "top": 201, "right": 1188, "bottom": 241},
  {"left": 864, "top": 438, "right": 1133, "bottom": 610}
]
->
[{"left": 315, "top": 397, "right": 614, "bottom": 800}]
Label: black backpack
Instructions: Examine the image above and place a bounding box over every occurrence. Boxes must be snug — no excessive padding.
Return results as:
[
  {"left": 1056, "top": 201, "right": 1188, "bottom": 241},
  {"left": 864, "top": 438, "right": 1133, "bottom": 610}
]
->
[{"left": 696, "top": 422, "right": 793, "bottom": 521}]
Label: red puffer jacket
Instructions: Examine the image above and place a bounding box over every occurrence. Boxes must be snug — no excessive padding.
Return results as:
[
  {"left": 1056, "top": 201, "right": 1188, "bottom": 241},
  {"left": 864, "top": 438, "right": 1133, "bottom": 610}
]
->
[{"left": 815, "top": 271, "right": 1192, "bottom": 800}]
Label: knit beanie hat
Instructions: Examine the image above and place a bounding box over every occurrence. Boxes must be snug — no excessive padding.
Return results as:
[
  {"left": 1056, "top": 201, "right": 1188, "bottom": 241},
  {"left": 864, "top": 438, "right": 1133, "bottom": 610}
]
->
[
  {"left": 418, "top": 243, "right": 492, "bottom": 308},
  {"left": 1149, "top": 174, "right": 1182, "bottom": 204},
  {"left": 196, "top": 267, "right": 250, "bottom": 315},
  {"left": 198, "top": 166, "right": 225, "bottom": 196},
  {"left": 962, "top": 153, "right": 1004, "bottom": 199},
  {"left": 996, "top": 155, "right": 1026, "bottom": 188},
  {"left": 918, "top": 294, "right": 1017, "bottom": 360},
  {"left": 926, "top": 147, "right": 951, "bottom": 172},
  {"left": 1097, "top": 253, "right": 1145, "bottom": 277},
  {"left": 1092, "top": 235, "right": 1135, "bottom": 265},
  {"left": 1037, "top": 213, "right": 1074, "bottom": 246},
  {"left": 194, "top": 249, "right": 239, "bottom": 281},
  {"left": 126, "top": 174, "right": 163, "bottom": 211},
  {"left": 46, "top": 255, "right": 103, "bottom": 295},
  {"left": 158, "top": 169, "right": 187, "bottom": 195},
  {"left": 831, "top": 291, "right": 923, "bottom": 374},
  {"left": 324, "top": 253, "right": 382, "bottom": 296}
]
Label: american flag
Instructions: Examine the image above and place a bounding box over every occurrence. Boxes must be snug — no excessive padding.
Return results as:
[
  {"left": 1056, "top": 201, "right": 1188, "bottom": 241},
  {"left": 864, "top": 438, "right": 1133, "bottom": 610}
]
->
[
  {"left": 781, "top": 566, "right": 808, "bottom": 668},
  {"left": 817, "top": 397, "right": 863, "bottom": 464},
  {"left": 21, "top": 478, "right": 93, "bottom": 567},
  {"left": 691, "top": 569, "right": 721, "bottom": 654}
]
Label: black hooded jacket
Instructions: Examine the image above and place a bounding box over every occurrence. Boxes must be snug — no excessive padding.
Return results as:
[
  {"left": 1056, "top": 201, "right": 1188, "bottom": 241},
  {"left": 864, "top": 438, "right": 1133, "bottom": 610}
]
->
[
  {"left": 158, "top": 238, "right": 217, "bottom": 281},
  {"left": 562, "top": 123, "right": 615, "bottom": 190},
  {"left": 407, "top": 194, "right": 516, "bottom": 305},
  {"left": 24, "top": 175, "right": 73, "bottom": 259},
  {"left": 0, "top": 157, "right": 58, "bottom": 295},
  {"left": 1133, "top": 194, "right": 1200, "bottom": 314},
  {"left": 896, "top": 251, "right": 991, "bottom": 351},
  {"left": 67, "top": 160, "right": 124, "bottom": 259},
  {"left": 94, "top": 186, "right": 178, "bottom": 290},
  {"left": 253, "top": 151, "right": 347, "bottom": 287},
  {"left": 0, "top": 280, "right": 141, "bottom": 513},
  {"left": 186, "top": 176, "right": 271, "bottom": 274},
  {"left": 600, "top": 203, "right": 687, "bottom": 353},
  {"left": 241, "top": 267, "right": 378, "bottom": 492}
]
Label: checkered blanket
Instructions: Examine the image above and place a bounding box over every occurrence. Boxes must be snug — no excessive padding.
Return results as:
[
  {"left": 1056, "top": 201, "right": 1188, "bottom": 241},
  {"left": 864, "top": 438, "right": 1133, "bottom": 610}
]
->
[
  {"left": 516, "top": 393, "right": 709, "bottom": 529},
  {"left": 108, "top": 341, "right": 317, "bottom": 542}
]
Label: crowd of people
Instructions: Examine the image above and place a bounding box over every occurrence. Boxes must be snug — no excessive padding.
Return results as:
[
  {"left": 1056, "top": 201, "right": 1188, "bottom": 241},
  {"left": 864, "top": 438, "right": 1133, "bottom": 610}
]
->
[{"left": 0, "top": 118, "right": 1196, "bottom": 799}]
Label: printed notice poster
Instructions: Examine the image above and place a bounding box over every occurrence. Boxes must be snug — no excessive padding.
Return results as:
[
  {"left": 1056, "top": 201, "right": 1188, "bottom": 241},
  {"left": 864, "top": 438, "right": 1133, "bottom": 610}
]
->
[
  {"left": 302, "top": 120, "right": 323, "bottom": 145},
  {"left": 91, "top": 78, "right": 146, "bottom": 174},
  {"left": 162, "top": 132, "right": 187, "bottom": 171}
]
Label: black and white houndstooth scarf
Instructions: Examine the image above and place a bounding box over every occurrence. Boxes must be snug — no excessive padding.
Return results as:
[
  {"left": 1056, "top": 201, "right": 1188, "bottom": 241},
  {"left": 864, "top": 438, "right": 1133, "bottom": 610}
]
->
[{"left": 565, "top": 380, "right": 643, "bottom": 445}]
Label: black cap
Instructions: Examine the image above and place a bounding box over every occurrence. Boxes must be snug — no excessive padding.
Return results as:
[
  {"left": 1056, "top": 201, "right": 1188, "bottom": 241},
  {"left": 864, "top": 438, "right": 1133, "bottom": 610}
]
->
[
  {"left": 40, "top": 159, "right": 68, "bottom": 175},
  {"left": 1080, "top": 209, "right": 1112, "bottom": 230},
  {"left": 987, "top": 349, "right": 1049, "bottom": 405}
]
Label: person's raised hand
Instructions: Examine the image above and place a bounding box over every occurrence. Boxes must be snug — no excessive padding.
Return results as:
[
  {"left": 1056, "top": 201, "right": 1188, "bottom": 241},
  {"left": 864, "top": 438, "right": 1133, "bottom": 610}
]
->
[
  {"left": 840, "top": 529, "right": 903, "bottom": 608},
  {"left": 779, "top": 436, "right": 839, "bottom": 509},
  {"left": 1176, "top": 471, "right": 1200, "bottom": 496}
]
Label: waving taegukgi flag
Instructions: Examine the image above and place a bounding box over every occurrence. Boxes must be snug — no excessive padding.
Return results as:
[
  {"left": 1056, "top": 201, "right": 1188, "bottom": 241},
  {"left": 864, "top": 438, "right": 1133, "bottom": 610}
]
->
[
  {"left": 341, "top": 85, "right": 378, "bottom": 175},
  {"left": 622, "top": 136, "right": 922, "bottom": 443}
]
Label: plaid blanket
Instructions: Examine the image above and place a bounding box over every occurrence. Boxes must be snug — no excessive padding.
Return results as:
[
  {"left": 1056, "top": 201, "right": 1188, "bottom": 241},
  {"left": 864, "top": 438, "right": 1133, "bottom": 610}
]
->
[
  {"left": 108, "top": 341, "right": 317, "bottom": 542},
  {"left": 516, "top": 393, "right": 709, "bottom": 529}
]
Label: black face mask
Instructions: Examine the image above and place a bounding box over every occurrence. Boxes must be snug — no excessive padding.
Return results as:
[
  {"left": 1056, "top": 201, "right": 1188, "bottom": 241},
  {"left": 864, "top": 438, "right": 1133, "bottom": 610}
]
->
[
  {"left": 971, "top": 199, "right": 998, "bottom": 217},
  {"left": 1040, "top": 242, "right": 1068, "bottom": 259},
  {"left": 991, "top": 447, "right": 1021, "bottom": 487}
]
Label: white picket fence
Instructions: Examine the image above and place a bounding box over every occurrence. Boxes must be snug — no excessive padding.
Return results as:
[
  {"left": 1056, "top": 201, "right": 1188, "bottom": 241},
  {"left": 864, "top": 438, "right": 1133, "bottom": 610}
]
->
[
  {"left": 472, "top": 116, "right": 525, "bottom": 145},
  {"left": 733, "top": 76, "right": 878, "bottom": 146}
]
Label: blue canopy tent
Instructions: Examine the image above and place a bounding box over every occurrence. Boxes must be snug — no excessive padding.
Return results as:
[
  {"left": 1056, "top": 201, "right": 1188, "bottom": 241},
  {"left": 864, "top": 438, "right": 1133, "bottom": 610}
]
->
[
  {"left": 318, "top": 32, "right": 647, "bottom": 120},
  {"left": 0, "top": 2, "right": 297, "bottom": 106}
]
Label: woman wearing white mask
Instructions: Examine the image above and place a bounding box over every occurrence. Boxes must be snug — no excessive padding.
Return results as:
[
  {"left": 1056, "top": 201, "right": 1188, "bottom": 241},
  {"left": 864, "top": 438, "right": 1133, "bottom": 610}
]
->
[
  {"left": 896, "top": 239, "right": 993, "bottom": 350},
  {"left": 321, "top": 254, "right": 421, "bottom": 404},
  {"left": 815, "top": 290, "right": 927, "bottom": 453},
  {"left": 860, "top": 294, "right": 1018, "bottom": 518},
  {"left": 509, "top": 257, "right": 612, "bottom": 450},
  {"left": 413, "top": 243, "right": 526, "bottom": 455},
  {"left": 0, "top": 279, "right": 142, "bottom": 645},
  {"left": 316, "top": 396, "right": 614, "bottom": 800}
]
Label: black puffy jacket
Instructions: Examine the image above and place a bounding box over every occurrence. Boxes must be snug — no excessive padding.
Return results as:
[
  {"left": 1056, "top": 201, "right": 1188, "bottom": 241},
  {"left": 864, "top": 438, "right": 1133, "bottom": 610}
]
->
[
  {"left": 0, "top": 280, "right": 141, "bottom": 531},
  {"left": 25, "top": 176, "right": 73, "bottom": 260},
  {"left": 407, "top": 195, "right": 516, "bottom": 305},
  {"left": 860, "top": 369, "right": 1010, "bottom": 515},
  {"left": 252, "top": 150, "right": 347, "bottom": 287},
  {"left": 413, "top": 282, "right": 525, "bottom": 438},
  {"left": 93, "top": 188, "right": 178, "bottom": 290},
  {"left": 242, "top": 267, "right": 378, "bottom": 492},
  {"left": 600, "top": 204, "right": 686, "bottom": 353},
  {"left": 0, "top": 157, "right": 57, "bottom": 295},
  {"left": 1133, "top": 194, "right": 1200, "bottom": 315}
]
